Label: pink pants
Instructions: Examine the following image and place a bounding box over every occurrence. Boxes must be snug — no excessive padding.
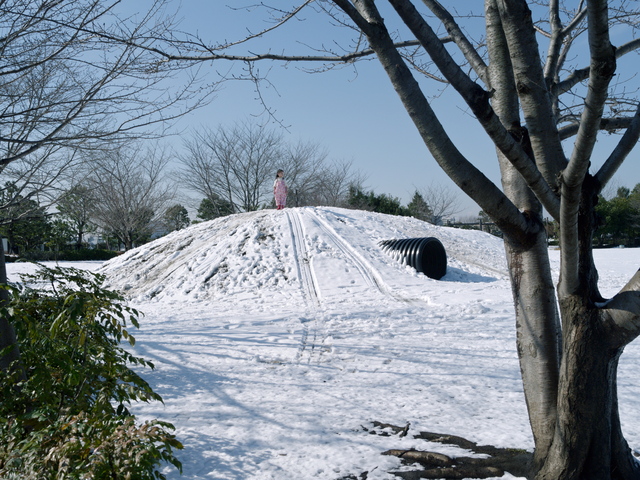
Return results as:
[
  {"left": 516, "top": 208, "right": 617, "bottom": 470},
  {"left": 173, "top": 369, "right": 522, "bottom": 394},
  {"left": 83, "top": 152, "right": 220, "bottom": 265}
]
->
[{"left": 275, "top": 194, "right": 287, "bottom": 209}]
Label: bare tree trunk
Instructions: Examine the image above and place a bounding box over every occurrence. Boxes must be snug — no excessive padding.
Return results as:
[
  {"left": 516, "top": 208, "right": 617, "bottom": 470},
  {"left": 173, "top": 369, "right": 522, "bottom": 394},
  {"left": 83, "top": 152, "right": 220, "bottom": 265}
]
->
[
  {"left": 486, "top": 2, "right": 562, "bottom": 467},
  {"left": 536, "top": 183, "right": 639, "bottom": 479},
  {"left": 506, "top": 236, "right": 561, "bottom": 471},
  {"left": 537, "top": 301, "right": 631, "bottom": 479}
]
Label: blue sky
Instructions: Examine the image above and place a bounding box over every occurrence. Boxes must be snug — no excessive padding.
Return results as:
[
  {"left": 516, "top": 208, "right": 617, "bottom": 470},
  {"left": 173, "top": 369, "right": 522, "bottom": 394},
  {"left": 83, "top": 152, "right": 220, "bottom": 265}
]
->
[{"left": 136, "top": 1, "right": 640, "bottom": 218}]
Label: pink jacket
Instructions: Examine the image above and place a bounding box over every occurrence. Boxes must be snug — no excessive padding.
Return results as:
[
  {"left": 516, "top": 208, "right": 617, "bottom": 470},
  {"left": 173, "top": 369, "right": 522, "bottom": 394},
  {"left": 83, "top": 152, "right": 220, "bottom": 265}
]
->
[{"left": 274, "top": 178, "right": 288, "bottom": 206}]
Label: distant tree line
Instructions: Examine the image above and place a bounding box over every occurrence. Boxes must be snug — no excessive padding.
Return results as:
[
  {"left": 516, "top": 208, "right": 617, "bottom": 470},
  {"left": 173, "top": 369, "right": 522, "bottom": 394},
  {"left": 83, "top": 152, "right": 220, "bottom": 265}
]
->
[
  {"left": 594, "top": 185, "right": 640, "bottom": 247},
  {"left": 0, "top": 118, "right": 365, "bottom": 257},
  {"left": 0, "top": 120, "right": 463, "bottom": 259},
  {"left": 346, "top": 185, "right": 460, "bottom": 225},
  {"left": 5, "top": 115, "right": 635, "bottom": 259},
  {"left": 540, "top": 184, "right": 640, "bottom": 247},
  {"left": 447, "top": 211, "right": 503, "bottom": 238}
]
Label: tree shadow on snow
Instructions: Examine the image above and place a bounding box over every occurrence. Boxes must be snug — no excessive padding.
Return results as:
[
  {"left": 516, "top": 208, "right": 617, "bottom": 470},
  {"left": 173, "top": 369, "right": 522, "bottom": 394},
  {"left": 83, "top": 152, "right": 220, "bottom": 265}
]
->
[
  {"left": 341, "top": 422, "right": 531, "bottom": 480},
  {"left": 441, "top": 266, "right": 502, "bottom": 283},
  {"left": 127, "top": 336, "right": 296, "bottom": 479}
]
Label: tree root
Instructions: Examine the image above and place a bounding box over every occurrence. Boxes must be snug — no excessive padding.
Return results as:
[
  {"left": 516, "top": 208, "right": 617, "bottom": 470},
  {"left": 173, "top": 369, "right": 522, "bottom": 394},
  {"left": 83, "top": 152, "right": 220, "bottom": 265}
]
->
[{"left": 367, "top": 422, "right": 532, "bottom": 479}]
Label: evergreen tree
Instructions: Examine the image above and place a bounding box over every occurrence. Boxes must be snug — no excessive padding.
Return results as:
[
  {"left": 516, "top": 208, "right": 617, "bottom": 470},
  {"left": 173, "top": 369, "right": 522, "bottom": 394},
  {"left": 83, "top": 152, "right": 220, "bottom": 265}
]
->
[
  {"left": 406, "top": 191, "right": 432, "bottom": 222},
  {"left": 57, "top": 185, "right": 96, "bottom": 249},
  {"left": 196, "top": 196, "right": 234, "bottom": 221},
  {"left": 347, "top": 186, "right": 409, "bottom": 216},
  {"left": 47, "top": 219, "right": 76, "bottom": 253},
  {"left": 162, "top": 204, "right": 190, "bottom": 232},
  {"left": 0, "top": 184, "right": 51, "bottom": 255},
  {"left": 595, "top": 185, "right": 640, "bottom": 247}
]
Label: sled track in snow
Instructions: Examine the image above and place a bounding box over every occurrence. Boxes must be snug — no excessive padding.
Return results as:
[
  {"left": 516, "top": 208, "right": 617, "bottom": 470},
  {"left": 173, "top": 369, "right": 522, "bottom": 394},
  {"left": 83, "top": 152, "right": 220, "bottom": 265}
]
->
[
  {"left": 286, "top": 209, "right": 320, "bottom": 306},
  {"left": 285, "top": 210, "right": 327, "bottom": 364},
  {"left": 303, "top": 209, "right": 420, "bottom": 304},
  {"left": 302, "top": 209, "right": 387, "bottom": 293}
]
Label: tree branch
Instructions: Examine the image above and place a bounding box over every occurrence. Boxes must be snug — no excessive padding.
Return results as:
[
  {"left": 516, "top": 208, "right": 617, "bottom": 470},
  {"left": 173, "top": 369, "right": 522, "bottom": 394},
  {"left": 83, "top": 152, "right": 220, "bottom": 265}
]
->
[
  {"left": 602, "top": 269, "right": 640, "bottom": 348},
  {"left": 554, "top": 38, "right": 640, "bottom": 96},
  {"left": 595, "top": 103, "right": 640, "bottom": 192},
  {"left": 390, "top": 0, "right": 560, "bottom": 220},
  {"left": 557, "top": 116, "right": 635, "bottom": 140},
  {"left": 560, "top": 0, "right": 616, "bottom": 296},
  {"left": 561, "top": 6, "right": 588, "bottom": 37},
  {"left": 543, "top": 4, "right": 587, "bottom": 122},
  {"left": 543, "top": 0, "right": 565, "bottom": 89},
  {"left": 215, "top": 1, "right": 315, "bottom": 50},
  {"left": 332, "top": 0, "right": 528, "bottom": 240},
  {"left": 495, "top": 0, "right": 567, "bottom": 188},
  {"left": 420, "top": 0, "right": 489, "bottom": 86},
  {"left": 80, "top": 14, "right": 428, "bottom": 66}
]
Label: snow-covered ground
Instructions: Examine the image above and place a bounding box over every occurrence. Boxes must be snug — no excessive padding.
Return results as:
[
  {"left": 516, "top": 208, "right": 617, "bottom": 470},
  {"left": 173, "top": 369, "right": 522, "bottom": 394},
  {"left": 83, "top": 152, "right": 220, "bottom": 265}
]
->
[{"left": 7, "top": 207, "right": 640, "bottom": 480}]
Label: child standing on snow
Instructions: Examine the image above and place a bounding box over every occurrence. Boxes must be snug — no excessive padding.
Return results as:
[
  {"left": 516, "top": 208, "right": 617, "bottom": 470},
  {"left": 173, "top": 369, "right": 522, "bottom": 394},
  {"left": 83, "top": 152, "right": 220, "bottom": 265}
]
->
[{"left": 273, "top": 169, "right": 288, "bottom": 210}]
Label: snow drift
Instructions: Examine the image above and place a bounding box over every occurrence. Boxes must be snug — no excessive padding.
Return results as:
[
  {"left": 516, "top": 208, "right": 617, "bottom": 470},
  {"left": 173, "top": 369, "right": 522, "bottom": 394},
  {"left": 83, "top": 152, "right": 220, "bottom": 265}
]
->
[{"left": 99, "top": 207, "right": 508, "bottom": 302}]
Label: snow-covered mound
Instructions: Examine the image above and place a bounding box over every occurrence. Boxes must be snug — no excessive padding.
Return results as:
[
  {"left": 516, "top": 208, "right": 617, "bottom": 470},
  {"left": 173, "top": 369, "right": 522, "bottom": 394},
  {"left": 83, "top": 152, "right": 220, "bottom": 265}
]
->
[{"left": 100, "top": 206, "right": 507, "bottom": 302}]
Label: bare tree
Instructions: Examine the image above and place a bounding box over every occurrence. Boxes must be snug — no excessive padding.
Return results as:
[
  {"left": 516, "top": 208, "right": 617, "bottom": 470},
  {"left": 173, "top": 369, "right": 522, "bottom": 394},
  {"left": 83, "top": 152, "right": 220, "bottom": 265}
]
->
[
  {"left": 0, "top": 0, "right": 204, "bottom": 198},
  {"left": 305, "top": 159, "right": 367, "bottom": 207},
  {"left": 0, "top": 0, "right": 208, "bottom": 372},
  {"left": 279, "top": 143, "right": 365, "bottom": 207},
  {"left": 180, "top": 122, "right": 283, "bottom": 212},
  {"left": 180, "top": 121, "right": 361, "bottom": 210},
  {"left": 86, "top": 145, "right": 175, "bottom": 251},
  {"left": 277, "top": 140, "right": 328, "bottom": 207},
  {"left": 145, "top": 1, "right": 640, "bottom": 477},
  {"left": 415, "top": 182, "right": 462, "bottom": 224}
]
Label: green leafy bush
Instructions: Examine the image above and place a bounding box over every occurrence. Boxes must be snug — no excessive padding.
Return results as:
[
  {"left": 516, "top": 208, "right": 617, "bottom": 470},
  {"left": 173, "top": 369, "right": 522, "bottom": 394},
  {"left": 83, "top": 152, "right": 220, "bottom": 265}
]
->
[{"left": 0, "top": 265, "right": 182, "bottom": 479}]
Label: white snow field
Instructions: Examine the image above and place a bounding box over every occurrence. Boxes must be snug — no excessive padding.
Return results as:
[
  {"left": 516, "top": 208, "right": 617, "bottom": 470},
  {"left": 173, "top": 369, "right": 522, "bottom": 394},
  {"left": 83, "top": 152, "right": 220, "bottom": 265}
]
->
[{"left": 7, "top": 206, "right": 640, "bottom": 480}]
